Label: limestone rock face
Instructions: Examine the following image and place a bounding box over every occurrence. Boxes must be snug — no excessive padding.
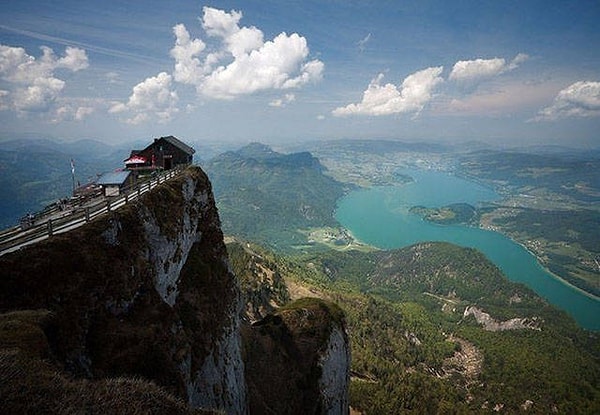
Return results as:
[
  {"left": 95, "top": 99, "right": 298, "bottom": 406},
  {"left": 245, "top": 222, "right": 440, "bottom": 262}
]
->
[
  {"left": 0, "top": 166, "right": 246, "bottom": 414},
  {"left": 464, "top": 306, "right": 541, "bottom": 331},
  {"left": 319, "top": 325, "right": 351, "bottom": 414},
  {"left": 243, "top": 298, "right": 350, "bottom": 415}
]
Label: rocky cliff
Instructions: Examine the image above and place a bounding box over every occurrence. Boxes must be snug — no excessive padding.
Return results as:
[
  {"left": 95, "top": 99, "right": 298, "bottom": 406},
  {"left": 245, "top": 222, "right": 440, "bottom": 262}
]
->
[
  {"left": 243, "top": 298, "right": 350, "bottom": 415},
  {"left": 0, "top": 166, "right": 243, "bottom": 413},
  {"left": 228, "top": 240, "right": 350, "bottom": 414},
  {"left": 0, "top": 166, "right": 350, "bottom": 414}
]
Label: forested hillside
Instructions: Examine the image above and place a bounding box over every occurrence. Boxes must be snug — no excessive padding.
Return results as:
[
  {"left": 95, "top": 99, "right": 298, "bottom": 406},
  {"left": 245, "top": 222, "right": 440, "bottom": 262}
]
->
[
  {"left": 204, "top": 143, "right": 349, "bottom": 250},
  {"left": 228, "top": 239, "right": 600, "bottom": 414}
]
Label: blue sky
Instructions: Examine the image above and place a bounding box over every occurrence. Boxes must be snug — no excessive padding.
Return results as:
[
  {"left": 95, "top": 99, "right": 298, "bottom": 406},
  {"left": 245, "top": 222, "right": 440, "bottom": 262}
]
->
[{"left": 1, "top": 0, "right": 599, "bottom": 148}]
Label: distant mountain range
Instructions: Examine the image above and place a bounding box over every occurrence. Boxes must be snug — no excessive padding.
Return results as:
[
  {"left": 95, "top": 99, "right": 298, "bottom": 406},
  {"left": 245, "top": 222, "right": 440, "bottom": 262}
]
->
[{"left": 0, "top": 138, "right": 129, "bottom": 228}]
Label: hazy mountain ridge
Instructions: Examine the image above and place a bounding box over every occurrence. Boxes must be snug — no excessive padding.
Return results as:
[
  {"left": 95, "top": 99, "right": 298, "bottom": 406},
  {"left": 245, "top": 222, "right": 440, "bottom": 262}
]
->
[
  {"left": 0, "top": 138, "right": 128, "bottom": 228},
  {"left": 458, "top": 150, "right": 600, "bottom": 203}
]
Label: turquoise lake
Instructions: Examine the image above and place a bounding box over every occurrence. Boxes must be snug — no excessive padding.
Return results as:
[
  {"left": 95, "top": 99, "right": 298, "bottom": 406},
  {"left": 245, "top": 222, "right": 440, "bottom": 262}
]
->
[{"left": 335, "top": 169, "right": 600, "bottom": 331}]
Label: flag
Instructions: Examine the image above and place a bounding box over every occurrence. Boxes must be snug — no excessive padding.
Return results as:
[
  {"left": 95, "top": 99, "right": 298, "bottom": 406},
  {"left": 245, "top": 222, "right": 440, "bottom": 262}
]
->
[{"left": 71, "top": 159, "right": 75, "bottom": 175}]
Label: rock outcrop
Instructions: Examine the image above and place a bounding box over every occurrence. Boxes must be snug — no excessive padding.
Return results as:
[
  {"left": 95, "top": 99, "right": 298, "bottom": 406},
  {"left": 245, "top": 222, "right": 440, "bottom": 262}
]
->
[
  {"left": 464, "top": 306, "right": 541, "bottom": 331},
  {"left": 0, "top": 166, "right": 245, "bottom": 414},
  {"left": 243, "top": 298, "right": 350, "bottom": 415},
  {"left": 228, "top": 239, "right": 351, "bottom": 414},
  {"left": 0, "top": 165, "right": 350, "bottom": 414}
]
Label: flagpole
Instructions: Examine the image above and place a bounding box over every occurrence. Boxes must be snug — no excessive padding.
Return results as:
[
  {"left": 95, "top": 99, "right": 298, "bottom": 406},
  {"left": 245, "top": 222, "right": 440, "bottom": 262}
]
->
[{"left": 71, "top": 159, "right": 75, "bottom": 196}]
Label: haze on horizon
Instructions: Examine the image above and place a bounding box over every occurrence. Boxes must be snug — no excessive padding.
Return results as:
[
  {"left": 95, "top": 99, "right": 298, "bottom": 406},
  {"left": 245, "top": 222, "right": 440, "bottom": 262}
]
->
[{"left": 1, "top": 1, "right": 599, "bottom": 149}]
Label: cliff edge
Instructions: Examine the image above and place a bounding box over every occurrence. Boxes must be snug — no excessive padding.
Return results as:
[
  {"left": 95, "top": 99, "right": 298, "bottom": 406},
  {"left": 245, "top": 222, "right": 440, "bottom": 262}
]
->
[
  {"left": 0, "top": 166, "right": 245, "bottom": 413},
  {"left": 0, "top": 166, "right": 350, "bottom": 414}
]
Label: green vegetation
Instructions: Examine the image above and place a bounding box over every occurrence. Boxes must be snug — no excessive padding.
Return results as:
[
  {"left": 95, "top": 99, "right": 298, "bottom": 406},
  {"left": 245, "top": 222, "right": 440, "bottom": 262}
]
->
[
  {"left": 205, "top": 143, "right": 349, "bottom": 251},
  {"left": 484, "top": 208, "right": 600, "bottom": 296},
  {"left": 229, "top": 240, "right": 600, "bottom": 414},
  {"left": 410, "top": 203, "right": 477, "bottom": 225},
  {"left": 214, "top": 142, "right": 600, "bottom": 412},
  {"left": 226, "top": 240, "right": 290, "bottom": 319}
]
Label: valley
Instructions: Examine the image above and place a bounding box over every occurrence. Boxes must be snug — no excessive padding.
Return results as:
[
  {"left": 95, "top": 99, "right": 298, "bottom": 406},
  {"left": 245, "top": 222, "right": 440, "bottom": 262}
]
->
[
  {"left": 1, "top": 138, "right": 599, "bottom": 413},
  {"left": 214, "top": 140, "right": 599, "bottom": 411},
  {"left": 228, "top": 238, "right": 600, "bottom": 413},
  {"left": 305, "top": 141, "right": 600, "bottom": 301}
]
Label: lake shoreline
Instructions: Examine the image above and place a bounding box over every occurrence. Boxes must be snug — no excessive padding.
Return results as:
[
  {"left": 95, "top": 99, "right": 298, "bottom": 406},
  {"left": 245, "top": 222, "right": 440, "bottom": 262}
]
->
[
  {"left": 335, "top": 171, "right": 599, "bottom": 331},
  {"left": 494, "top": 229, "right": 600, "bottom": 303}
]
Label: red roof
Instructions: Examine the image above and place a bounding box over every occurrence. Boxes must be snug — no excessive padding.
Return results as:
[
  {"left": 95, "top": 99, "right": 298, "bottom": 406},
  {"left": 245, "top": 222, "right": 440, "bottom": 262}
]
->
[{"left": 124, "top": 155, "right": 147, "bottom": 165}]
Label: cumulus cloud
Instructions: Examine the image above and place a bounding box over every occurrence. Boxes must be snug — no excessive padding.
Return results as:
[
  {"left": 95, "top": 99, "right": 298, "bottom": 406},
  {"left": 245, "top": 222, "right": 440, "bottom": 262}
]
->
[
  {"left": 0, "top": 44, "right": 89, "bottom": 114},
  {"left": 332, "top": 52, "right": 532, "bottom": 119},
  {"left": 110, "top": 72, "right": 178, "bottom": 124},
  {"left": 535, "top": 81, "right": 600, "bottom": 120},
  {"left": 449, "top": 53, "right": 528, "bottom": 82},
  {"left": 332, "top": 67, "right": 444, "bottom": 117},
  {"left": 170, "top": 6, "right": 323, "bottom": 99},
  {"left": 170, "top": 23, "right": 206, "bottom": 85},
  {"left": 52, "top": 104, "right": 95, "bottom": 123}
]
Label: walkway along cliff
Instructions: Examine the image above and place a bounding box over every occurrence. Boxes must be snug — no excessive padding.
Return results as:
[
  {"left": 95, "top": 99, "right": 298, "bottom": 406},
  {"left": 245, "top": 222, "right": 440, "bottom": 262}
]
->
[{"left": 0, "top": 165, "right": 350, "bottom": 414}]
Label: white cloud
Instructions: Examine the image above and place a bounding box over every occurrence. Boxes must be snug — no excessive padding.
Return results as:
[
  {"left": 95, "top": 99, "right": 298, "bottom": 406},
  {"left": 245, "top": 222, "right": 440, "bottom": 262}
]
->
[
  {"left": 75, "top": 106, "right": 94, "bottom": 120},
  {"left": 0, "top": 44, "right": 88, "bottom": 113},
  {"left": 269, "top": 93, "right": 296, "bottom": 107},
  {"left": 333, "top": 67, "right": 444, "bottom": 117},
  {"left": 56, "top": 47, "right": 89, "bottom": 71},
  {"left": 170, "top": 24, "right": 206, "bottom": 85},
  {"left": 202, "top": 7, "right": 243, "bottom": 39},
  {"left": 52, "top": 104, "right": 95, "bottom": 123},
  {"left": 110, "top": 72, "right": 178, "bottom": 124},
  {"left": 13, "top": 77, "right": 65, "bottom": 111},
  {"left": 357, "top": 33, "right": 371, "bottom": 53},
  {"left": 170, "top": 6, "right": 323, "bottom": 99},
  {"left": 449, "top": 53, "right": 528, "bottom": 82},
  {"left": 535, "top": 81, "right": 600, "bottom": 120}
]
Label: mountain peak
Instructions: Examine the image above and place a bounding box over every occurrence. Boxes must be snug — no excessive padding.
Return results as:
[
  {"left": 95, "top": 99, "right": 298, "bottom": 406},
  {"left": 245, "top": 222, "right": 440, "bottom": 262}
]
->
[{"left": 236, "top": 142, "right": 276, "bottom": 159}]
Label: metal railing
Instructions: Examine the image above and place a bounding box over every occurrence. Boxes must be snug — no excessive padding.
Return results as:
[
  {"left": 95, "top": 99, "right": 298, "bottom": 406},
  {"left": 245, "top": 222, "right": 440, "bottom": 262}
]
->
[{"left": 0, "top": 167, "right": 184, "bottom": 256}]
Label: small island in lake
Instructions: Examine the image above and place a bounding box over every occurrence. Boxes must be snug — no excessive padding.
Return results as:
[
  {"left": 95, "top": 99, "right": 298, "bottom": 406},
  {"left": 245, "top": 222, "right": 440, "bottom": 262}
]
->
[{"left": 410, "top": 203, "right": 477, "bottom": 225}]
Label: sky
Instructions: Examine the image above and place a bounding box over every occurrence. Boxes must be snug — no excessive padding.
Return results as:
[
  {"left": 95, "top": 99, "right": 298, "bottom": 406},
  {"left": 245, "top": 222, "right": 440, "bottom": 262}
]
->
[{"left": 1, "top": 0, "right": 599, "bottom": 148}]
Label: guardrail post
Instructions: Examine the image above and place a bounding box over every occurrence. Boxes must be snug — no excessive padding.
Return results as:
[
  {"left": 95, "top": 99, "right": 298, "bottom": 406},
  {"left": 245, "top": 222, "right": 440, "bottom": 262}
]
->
[
  {"left": 107, "top": 200, "right": 111, "bottom": 212},
  {"left": 86, "top": 207, "right": 90, "bottom": 222},
  {"left": 47, "top": 219, "right": 53, "bottom": 236}
]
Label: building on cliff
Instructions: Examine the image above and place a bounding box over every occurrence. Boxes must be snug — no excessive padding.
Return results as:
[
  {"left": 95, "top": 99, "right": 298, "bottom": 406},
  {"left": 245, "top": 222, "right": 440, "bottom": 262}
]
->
[
  {"left": 125, "top": 135, "right": 195, "bottom": 172},
  {"left": 95, "top": 170, "right": 133, "bottom": 197}
]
